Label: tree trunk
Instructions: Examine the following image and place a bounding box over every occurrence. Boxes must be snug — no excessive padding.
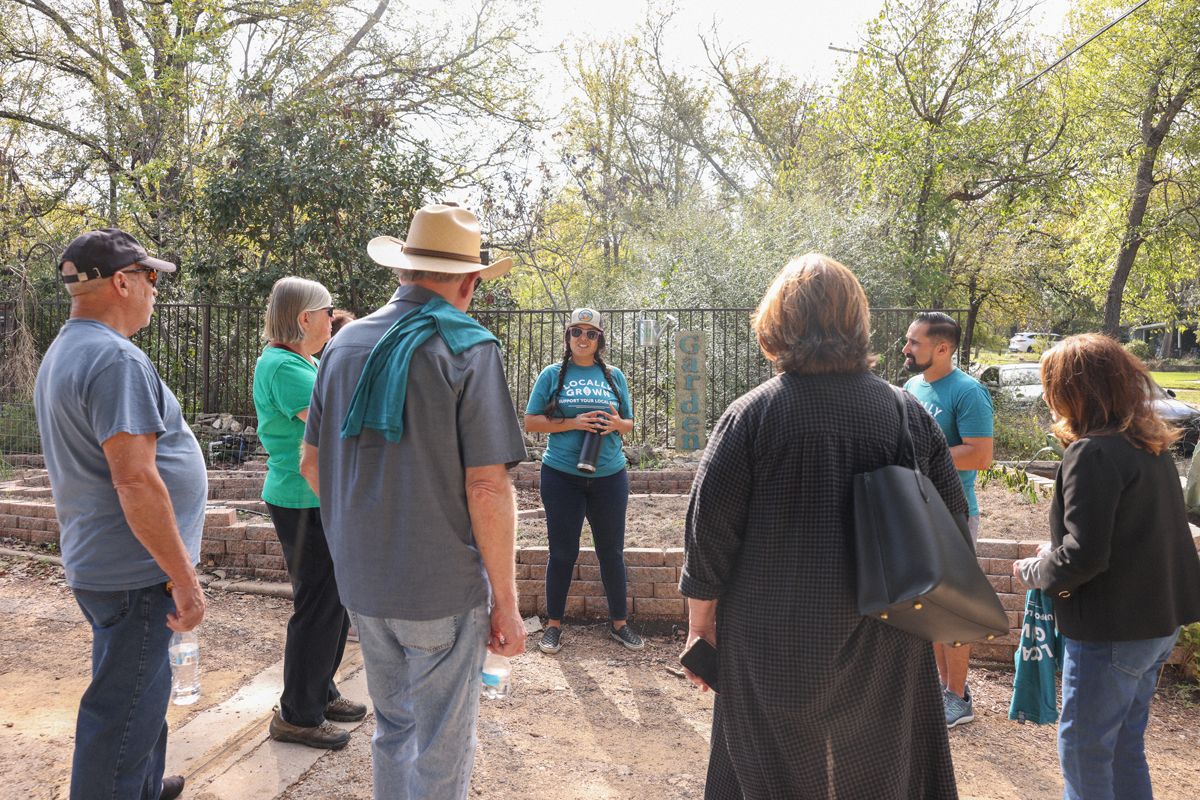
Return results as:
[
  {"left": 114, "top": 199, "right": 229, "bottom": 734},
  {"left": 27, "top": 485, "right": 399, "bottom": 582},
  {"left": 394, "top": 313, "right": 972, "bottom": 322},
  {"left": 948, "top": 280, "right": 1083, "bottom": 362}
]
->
[
  {"left": 961, "top": 273, "right": 984, "bottom": 370},
  {"left": 1102, "top": 148, "right": 1156, "bottom": 337}
]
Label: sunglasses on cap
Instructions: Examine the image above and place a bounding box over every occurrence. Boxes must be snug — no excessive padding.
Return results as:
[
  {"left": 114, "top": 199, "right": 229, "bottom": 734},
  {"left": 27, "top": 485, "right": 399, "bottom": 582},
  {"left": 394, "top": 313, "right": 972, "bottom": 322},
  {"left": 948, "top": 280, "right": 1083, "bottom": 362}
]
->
[
  {"left": 120, "top": 266, "right": 159, "bottom": 286},
  {"left": 568, "top": 327, "right": 600, "bottom": 341}
]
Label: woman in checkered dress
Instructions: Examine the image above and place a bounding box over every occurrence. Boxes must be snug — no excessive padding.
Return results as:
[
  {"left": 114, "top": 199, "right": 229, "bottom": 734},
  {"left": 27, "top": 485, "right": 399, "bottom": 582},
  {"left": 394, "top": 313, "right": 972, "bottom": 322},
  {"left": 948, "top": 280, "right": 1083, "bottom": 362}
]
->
[{"left": 680, "top": 254, "right": 965, "bottom": 799}]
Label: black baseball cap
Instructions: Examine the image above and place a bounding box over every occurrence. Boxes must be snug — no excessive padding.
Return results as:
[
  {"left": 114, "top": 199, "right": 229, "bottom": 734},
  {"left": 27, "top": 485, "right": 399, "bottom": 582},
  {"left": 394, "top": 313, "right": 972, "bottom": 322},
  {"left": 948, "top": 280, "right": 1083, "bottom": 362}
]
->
[{"left": 58, "top": 228, "right": 177, "bottom": 285}]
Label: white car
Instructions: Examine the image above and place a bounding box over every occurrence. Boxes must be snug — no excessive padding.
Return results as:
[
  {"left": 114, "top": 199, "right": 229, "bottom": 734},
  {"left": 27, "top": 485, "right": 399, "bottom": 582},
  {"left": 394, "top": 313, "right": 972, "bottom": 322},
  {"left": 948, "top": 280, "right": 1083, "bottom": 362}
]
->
[
  {"left": 1008, "top": 331, "right": 1063, "bottom": 353},
  {"left": 977, "top": 364, "right": 1045, "bottom": 404}
]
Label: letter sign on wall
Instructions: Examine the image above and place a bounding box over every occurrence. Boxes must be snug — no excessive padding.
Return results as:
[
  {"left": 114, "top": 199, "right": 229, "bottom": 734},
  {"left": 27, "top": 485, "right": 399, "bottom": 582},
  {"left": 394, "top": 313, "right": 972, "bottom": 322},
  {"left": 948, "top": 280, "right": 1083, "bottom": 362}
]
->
[{"left": 674, "top": 331, "right": 706, "bottom": 451}]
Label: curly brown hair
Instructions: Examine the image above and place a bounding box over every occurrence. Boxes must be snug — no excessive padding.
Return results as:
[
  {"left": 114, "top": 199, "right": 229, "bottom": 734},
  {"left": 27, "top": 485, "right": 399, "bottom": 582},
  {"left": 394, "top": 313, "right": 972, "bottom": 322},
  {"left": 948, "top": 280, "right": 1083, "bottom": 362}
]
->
[
  {"left": 1040, "top": 333, "right": 1179, "bottom": 455},
  {"left": 752, "top": 253, "right": 876, "bottom": 375}
]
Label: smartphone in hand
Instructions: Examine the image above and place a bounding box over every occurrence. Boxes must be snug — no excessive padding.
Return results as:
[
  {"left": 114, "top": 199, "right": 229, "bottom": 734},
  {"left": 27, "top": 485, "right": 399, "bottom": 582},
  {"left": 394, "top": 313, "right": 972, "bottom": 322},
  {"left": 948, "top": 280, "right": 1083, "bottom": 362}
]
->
[{"left": 680, "top": 637, "right": 719, "bottom": 693}]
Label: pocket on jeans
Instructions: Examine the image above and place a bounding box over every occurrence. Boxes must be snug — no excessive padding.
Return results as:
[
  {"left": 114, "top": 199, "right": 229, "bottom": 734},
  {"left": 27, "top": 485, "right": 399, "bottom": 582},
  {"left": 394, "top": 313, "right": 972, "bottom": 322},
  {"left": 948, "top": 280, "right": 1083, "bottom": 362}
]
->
[
  {"left": 73, "top": 589, "right": 131, "bottom": 629},
  {"left": 1111, "top": 635, "right": 1175, "bottom": 678},
  {"left": 394, "top": 615, "right": 458, "bottom": 654}
]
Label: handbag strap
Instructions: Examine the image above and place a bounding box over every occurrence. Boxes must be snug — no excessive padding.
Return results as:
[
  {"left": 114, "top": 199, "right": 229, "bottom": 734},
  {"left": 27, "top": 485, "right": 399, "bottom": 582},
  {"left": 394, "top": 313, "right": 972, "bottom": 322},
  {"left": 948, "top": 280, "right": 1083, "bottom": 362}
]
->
[{"left": 889, "top": 385, "right": 929, "bottom": 500}]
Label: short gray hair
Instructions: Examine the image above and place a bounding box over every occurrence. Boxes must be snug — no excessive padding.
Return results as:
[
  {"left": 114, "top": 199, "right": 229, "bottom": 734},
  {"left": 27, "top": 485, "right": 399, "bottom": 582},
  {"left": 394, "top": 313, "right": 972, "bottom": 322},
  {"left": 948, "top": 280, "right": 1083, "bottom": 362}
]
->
[{"left": 263, "top": 276, "right": 332, "bottom": 343}]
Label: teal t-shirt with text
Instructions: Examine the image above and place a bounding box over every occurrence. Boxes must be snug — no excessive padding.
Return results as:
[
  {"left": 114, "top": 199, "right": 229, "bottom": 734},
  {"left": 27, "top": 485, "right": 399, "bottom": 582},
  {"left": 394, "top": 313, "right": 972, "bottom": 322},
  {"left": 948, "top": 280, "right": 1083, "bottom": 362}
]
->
[
  {"left": 904, "top": 367, "right": 994, "bottom": 516},
  {"left": 526, "top": 362, "right": 633, "bottom": 478}
]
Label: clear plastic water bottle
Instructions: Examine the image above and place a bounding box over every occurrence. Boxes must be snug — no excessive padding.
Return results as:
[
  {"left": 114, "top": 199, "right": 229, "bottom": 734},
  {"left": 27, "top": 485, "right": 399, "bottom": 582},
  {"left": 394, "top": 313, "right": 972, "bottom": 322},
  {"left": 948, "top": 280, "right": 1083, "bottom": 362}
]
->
[
  {"left": 169, "top": 630, "right": 201, "bottom": 705},
  {"left": 481, "top": 652, "right": 511, "bottom": 699}
]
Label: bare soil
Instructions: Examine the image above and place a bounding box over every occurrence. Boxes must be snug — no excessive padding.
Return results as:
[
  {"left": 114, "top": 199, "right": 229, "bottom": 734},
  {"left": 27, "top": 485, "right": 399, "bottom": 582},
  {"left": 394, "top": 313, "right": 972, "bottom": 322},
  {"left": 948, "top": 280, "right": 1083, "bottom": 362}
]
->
[{"left": 4, "top": 478, "right": 1198, "bottom": 799}]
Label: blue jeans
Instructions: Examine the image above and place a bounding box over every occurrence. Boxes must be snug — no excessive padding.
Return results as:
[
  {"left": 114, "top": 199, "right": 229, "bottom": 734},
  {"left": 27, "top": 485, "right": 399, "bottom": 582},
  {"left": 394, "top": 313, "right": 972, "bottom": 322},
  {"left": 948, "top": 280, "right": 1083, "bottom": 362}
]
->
[
  {"left": 1059, "top": 631, "right": 1179, "bottom": 800},
  {"left": 540, "top": 464, "right": 629, "bottom": 620},
  {"left": 351, "top": 604, "right": 489, "bottom": 800},
  {"left": 71, "top": 583, "right": 176, "bottom": 800}
]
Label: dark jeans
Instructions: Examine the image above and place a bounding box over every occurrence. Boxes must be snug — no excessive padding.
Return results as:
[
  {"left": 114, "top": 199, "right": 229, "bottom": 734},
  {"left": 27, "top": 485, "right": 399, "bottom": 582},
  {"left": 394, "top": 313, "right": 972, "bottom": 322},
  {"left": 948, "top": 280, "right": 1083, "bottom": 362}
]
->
[
  {"left": 71, "top": 583, "right": 175, "bottom": 800},
  {"left": 540, "top": 464, "right": 629, "bottom": 621},
  {"left": 266, "top": 503, "right": 351, "bottom": 727}
]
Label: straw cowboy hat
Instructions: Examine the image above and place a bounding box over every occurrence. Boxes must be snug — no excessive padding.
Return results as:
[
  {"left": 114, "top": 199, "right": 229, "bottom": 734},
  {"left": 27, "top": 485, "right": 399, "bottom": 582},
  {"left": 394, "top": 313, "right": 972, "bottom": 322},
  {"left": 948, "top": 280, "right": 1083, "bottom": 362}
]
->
[{"left": 367, "top": 203, "right": 513, "bottom": 280}]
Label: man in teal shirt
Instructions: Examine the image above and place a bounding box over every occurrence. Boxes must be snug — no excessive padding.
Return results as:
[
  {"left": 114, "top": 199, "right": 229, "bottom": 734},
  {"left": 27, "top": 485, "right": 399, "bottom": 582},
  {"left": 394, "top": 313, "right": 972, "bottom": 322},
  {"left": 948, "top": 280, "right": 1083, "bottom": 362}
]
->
[{"left": 903, "top": 311, "right": 994, "bottom": 729}]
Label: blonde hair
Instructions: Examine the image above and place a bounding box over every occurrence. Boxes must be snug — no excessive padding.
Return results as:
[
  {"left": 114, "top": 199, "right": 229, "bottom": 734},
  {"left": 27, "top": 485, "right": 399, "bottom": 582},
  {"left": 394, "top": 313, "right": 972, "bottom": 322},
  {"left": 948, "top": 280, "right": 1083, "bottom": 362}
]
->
[
  {"left": 263, "top": 276, "right": 332, "bottom": 343},
  {"left": 752, "top": 253, "right": 876, "bottom": 374},
  {"left": 1041, "top": 333, "right": 1179, "bottom": 455}
]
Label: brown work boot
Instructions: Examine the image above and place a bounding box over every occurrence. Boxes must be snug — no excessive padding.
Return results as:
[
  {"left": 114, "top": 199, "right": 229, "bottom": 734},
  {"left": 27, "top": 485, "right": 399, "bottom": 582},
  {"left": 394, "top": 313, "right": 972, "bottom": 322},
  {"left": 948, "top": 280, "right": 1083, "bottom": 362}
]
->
[
  {"left": 268, "top": 709, "right": 350, "bottom": 750},
  {"left": 324, "top": 696, "right": 367, "bottom": 723}
]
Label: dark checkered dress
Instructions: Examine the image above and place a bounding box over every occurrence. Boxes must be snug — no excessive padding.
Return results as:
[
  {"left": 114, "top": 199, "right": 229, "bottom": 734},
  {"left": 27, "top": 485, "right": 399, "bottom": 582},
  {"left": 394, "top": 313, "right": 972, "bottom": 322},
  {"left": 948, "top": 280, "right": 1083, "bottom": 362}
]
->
[{"left": 681, "top": 371, "right": 966, "bottom": 800}]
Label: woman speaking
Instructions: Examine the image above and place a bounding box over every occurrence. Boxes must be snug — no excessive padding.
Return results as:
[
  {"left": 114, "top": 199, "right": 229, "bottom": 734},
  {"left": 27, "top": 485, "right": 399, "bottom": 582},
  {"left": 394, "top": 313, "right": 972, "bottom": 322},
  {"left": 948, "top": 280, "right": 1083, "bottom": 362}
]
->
[{"left": 524, "top": 309, "right": 641, "bottom": 655}]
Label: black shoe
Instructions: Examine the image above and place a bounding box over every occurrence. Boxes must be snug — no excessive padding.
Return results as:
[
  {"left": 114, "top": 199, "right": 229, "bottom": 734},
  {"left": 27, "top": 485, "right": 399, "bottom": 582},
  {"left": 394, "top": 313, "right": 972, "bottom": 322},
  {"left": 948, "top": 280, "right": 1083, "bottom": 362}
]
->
[
  {"left": 538, "top": 625, "right": 563, "bottom": 654},
  {"left": 159, "top": 775, "right": 185, "bottom": 800},
  {"left": 609, "top": 623, "right": 644, "bottom": 651},
  {"left": 325, "top": 696, "right": 367, "bottom": 723},
  {"left": 269, "top": 709, "right": 351, "bottom": 750}
]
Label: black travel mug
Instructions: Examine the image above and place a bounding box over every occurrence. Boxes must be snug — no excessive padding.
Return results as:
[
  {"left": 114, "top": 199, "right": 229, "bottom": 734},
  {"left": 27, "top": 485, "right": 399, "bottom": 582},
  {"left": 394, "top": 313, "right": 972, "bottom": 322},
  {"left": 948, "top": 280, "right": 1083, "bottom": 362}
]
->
[{"left": 577, "top": 431, "right": 602, "bottom": 473}]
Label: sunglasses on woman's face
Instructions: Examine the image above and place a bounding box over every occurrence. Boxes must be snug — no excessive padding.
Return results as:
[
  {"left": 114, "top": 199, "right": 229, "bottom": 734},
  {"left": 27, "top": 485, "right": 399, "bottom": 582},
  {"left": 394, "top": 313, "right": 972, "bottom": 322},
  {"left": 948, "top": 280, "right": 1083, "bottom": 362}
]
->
[
  {"left": 569, "top": 327, "right": 600, "bottom": 341},
  {"left": 306, "top": 306, "right": 334, "bottom": 317}
]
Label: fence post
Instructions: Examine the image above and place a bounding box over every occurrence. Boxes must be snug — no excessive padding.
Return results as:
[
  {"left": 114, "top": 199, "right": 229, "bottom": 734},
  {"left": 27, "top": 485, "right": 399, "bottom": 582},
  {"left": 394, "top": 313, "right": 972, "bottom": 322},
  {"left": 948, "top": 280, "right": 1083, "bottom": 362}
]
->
[{"left": 202, "top": 304, "right": 212, "bottom": 414}]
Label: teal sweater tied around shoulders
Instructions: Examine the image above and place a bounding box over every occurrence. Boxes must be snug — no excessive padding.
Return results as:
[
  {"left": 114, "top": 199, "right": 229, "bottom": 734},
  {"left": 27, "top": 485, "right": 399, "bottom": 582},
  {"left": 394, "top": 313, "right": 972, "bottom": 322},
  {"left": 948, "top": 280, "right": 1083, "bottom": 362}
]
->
[{"left": 340, "top": 296, "right": 499, "bottom": 442}]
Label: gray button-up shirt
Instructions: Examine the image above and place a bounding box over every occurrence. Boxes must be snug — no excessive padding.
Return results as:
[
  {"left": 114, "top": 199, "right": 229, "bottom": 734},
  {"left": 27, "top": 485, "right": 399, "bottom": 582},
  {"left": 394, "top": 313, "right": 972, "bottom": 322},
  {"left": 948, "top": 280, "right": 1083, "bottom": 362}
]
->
[{"left": 305, "top": 285, "right": 527, "bottom": 619}]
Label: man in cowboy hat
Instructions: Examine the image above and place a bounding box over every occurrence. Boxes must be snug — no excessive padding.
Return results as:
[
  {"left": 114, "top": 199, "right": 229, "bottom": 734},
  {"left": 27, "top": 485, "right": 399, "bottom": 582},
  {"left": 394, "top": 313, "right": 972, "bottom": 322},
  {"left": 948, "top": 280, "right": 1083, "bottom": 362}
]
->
[
  {"left": 35, "top": 228, "right": 205, "bottom": 800},
  {"left": 300, "top": 203, "right": 526, "bottom": 799}
]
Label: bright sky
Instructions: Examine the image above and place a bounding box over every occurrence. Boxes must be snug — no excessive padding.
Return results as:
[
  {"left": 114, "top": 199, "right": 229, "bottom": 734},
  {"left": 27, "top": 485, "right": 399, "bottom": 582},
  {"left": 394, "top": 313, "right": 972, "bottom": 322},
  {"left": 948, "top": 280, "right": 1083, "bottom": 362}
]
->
[{"left": 536, "top": 0, "right": 1074, "bottom": 86}]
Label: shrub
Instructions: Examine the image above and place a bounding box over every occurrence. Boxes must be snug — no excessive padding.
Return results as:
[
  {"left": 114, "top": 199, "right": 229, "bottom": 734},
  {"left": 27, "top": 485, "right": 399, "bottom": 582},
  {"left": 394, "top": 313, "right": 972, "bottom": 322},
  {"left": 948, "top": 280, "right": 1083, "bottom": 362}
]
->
[
  {"left": 1124, "top": 339, "right": 1153, "bottom": 362},
  {"left": 0, "top": 401, "right": 40, "bottom": 456},
  {"left": 992, "top": 395, "right": 1054, "bottom": 461}
]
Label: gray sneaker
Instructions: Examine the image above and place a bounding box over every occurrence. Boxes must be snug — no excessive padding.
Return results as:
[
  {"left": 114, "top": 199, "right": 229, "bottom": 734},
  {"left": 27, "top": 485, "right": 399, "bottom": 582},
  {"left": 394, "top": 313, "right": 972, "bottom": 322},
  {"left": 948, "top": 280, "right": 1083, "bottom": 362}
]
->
[
  {"left": 269, "top": 709, "right": 351, "bottom": 750},
  {"left": 538, "top": 625, "right": 563, "bottom": 654},
  {"left": 944, "top": 686, "right": 975, "bottom": 729},
  {"left": 609, "top": 624, "right": 644, "bottom": 651}
]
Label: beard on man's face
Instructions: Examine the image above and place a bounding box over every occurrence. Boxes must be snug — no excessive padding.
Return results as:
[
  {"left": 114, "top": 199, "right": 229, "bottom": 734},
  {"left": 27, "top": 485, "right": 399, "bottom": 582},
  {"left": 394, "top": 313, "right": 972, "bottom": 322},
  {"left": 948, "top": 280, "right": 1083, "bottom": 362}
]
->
[{"left": 904, "top": 354, "right": 931, "bottom": 373}]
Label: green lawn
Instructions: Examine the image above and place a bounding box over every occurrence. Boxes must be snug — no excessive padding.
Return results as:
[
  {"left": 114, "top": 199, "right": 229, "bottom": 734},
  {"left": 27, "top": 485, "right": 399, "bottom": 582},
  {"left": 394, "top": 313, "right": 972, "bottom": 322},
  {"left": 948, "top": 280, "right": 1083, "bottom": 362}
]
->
[{"left": 1150, "top": 371, "right": 1200, "bottom": 404}]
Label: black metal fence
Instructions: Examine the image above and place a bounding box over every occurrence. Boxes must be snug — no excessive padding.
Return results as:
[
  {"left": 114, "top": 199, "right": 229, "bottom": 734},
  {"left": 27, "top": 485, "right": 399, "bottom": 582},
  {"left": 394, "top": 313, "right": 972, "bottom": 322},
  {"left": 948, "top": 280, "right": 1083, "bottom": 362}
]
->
[{"left": 0, "top": 300, "right": 962, "bottom": 456}]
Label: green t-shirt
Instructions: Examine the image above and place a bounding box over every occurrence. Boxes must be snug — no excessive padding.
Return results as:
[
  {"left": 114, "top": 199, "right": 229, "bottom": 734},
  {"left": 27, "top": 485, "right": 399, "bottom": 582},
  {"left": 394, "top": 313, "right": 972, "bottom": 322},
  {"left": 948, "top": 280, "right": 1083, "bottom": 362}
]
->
[
  {"left": 253, "top": 346, "right": 319, "bottom": 508},
  {"left": 526, "top": 361, "right": 632, "bottom": 478}
]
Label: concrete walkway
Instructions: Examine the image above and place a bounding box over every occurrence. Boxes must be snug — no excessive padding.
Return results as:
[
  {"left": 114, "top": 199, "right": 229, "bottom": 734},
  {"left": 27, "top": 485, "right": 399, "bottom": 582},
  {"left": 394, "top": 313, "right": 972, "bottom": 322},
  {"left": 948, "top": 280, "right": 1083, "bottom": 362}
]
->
[{"left": 167, "top": 651, "right": 368, "bottom": 800}]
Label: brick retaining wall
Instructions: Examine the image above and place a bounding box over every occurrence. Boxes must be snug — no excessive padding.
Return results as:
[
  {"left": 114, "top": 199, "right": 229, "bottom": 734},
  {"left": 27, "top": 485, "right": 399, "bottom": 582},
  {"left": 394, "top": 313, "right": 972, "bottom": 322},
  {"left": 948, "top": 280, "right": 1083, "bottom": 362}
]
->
[{"left": 4, "top": 465, "right": 1199, "bottom": 666}]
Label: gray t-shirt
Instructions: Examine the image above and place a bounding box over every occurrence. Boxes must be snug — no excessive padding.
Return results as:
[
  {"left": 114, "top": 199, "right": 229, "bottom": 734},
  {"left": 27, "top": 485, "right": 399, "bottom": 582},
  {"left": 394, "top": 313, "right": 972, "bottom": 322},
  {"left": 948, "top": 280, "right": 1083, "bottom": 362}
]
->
[
  {"left": 34, "top": 319, "right": 207, "bottom": 591},
  {"left": 305, "top": 285, "right": 527, "bottom": 620}
]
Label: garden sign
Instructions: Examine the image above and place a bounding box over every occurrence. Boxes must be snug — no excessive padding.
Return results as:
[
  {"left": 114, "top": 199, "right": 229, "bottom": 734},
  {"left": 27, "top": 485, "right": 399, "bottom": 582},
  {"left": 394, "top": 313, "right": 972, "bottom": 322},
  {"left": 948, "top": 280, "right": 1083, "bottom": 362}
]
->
[{"left": 674, "top": 331, "right": 706, "bottom": 451}]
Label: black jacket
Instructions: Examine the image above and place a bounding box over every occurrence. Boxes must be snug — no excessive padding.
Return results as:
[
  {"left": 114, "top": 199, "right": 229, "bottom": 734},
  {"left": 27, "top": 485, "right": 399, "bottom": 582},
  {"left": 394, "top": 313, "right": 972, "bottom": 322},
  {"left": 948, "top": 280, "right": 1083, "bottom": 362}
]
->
[{"left": 1026, "top": 434, "right": 1200, "bottom": 641}]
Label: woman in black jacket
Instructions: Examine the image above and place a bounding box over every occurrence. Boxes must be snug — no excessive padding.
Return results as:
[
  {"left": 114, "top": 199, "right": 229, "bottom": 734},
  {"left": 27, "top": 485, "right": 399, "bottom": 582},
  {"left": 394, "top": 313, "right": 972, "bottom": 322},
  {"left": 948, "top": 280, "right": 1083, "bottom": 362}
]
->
[{"left": 1015, "top": 333, "right": 1200, "bottom": 800}]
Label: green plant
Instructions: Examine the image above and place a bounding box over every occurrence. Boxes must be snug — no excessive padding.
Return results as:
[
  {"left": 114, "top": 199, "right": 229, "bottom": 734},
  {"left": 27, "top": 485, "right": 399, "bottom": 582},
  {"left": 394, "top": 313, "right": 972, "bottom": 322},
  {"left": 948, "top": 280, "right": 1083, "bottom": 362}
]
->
[
  {"left": 0, "top": 401, "right": 40, "bottom": 456},
  {"left": 991, "top": 396, "right": 1054, "bottom": 461},
  {"left": 979, "top": 464, "right": 1053, "bottom": 503},
  {"left": 1179, "top": 622, "right": 1200, "bottom": 684},
  {"left": 1124, "top": 339, "right": 1153, "bottom": 362}
]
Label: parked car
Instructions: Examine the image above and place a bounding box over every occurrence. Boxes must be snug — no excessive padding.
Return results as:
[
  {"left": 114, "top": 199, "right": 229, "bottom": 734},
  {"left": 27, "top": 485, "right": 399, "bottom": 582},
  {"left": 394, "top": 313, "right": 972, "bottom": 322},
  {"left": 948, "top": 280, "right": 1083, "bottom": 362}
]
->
[
  {"left": 1008, "top": 331, "right": 1063, "bottom": 353},
  {"left": 975, "top": 363, "right": 1200, "bottom": 456},
  {"left": 976, "top": 364, "right": 1045, "bottom": 405}
]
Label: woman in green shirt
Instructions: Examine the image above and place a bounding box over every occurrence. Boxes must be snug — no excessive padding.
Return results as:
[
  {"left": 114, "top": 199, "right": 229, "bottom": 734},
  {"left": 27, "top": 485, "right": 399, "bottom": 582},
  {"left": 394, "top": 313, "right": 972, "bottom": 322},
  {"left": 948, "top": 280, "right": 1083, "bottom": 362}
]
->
[{"left": 253, "top": 276, "right": 365, "bottom": 750}]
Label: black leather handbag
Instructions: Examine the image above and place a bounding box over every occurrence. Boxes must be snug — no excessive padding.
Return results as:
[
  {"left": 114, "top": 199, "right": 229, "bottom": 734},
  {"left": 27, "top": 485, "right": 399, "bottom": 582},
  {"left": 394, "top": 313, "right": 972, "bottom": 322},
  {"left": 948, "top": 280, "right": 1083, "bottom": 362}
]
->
[{"left": 853, "top": 384, "right": 1009, "bottom": 644}]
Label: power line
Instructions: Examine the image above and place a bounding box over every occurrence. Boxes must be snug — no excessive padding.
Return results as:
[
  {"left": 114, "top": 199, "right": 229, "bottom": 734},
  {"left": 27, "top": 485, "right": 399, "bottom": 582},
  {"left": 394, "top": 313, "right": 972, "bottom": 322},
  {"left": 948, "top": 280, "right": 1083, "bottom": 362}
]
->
[
  {"left": 1011, "top": 0, "right": 1152, "bottom": 94},
  {"left": 827, "top": 0, "right": 1152, "bottom": 96}
]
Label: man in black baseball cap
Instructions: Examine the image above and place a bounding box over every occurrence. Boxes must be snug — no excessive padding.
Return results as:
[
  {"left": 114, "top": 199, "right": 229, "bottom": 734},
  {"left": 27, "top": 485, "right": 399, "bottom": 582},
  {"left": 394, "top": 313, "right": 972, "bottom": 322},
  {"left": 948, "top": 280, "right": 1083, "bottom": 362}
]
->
[
  {"left": 36, "top": 227, "right": 201, "bottom": 800},
  {"left": 58, "top": 228, "right": 177, "bottom": 288}
]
